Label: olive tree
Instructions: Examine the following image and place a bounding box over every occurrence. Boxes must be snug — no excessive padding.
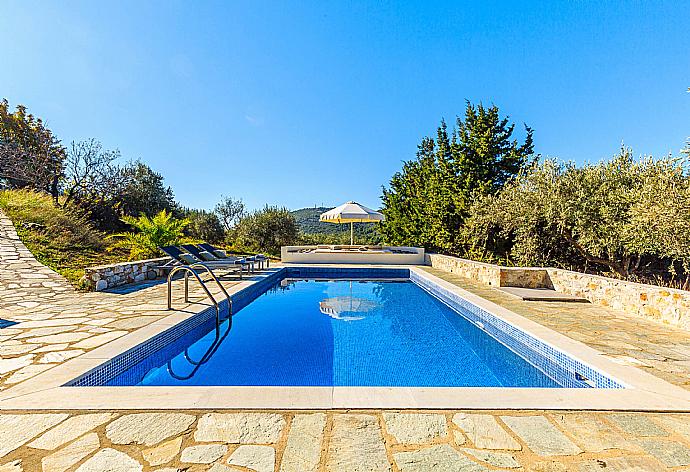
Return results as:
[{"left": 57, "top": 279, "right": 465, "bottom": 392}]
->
[
  {"left": 214, "top": 196, "right": 245, "bottom": 231},
  {"left": 465, "top": 148, "right": 690, "bottom": 279},
  {"left": 183, "top": 208, "right": 224, "bottom": 243},
  {"left": 233, "top": 206, "right": 299, "bottom": 256}
]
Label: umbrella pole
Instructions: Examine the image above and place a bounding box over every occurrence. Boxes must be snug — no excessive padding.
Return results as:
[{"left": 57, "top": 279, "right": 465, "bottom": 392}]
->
[{"left": 350, "top": 222, "right": 354, "bottom": 245}]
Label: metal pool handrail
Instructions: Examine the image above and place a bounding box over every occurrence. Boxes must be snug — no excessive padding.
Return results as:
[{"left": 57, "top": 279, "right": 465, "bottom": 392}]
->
[
  {"left": 190, "top": 262, "right": 232, "bottom": 315},
  {"left": 165, "top": 264, "right": 235, "bottom": 381},
  {"left": 167, "top": 265, "right": 232, "bottom": 330}
]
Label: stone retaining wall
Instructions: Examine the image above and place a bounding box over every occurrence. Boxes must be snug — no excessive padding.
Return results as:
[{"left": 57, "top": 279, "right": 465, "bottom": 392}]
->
[
  {"left": 546, "top": 268, "right": 690, "bottom": 331},
  {"left": 426, "top": 253, "right": 690, "bottom": 331},
  {"left": 82, "top": 257, "right": 171, "bottom": 291},
  {"left": 424, "top": 254, "right": 548, "bottom": 288}
]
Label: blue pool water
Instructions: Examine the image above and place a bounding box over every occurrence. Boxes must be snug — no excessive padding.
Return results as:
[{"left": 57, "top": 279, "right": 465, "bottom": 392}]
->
[{"left": 108, "top": 278, "right": 567, "bottom": 387}]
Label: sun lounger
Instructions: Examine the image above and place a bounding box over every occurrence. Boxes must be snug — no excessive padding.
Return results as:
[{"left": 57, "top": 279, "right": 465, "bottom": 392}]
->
[
  {"left": 181, "top": 244, "right": 254, "bottom": 272},
  {"left": 198, "top": 243, "right": 270, "bottom": 269},
  {"left": 160, "top": 246, "right": 243, "bottom": 279}
]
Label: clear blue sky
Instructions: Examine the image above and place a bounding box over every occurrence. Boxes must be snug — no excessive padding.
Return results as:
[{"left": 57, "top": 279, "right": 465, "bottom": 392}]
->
[{"left": 2, "top": 1, "right": 688, "bottom": 211}]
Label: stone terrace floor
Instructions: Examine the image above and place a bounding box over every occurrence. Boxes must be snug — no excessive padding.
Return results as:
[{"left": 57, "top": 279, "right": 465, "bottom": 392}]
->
[{"left": 1, "top": 211, "right": 690, "bottom": 471}]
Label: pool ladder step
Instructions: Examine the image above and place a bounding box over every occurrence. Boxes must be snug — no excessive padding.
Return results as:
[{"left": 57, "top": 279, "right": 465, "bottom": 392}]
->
[{"left": 167, "top": 264, "right": 233, "bottom": 329}]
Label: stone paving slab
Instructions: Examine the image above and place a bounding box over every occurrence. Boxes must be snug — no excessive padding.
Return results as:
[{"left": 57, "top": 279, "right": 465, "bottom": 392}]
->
[{"left": 0, "top": 411, "right": 688, "bottom": 471}]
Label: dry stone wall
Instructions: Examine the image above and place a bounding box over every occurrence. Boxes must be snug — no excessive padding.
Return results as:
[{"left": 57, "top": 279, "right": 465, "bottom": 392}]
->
[
  {"left": 546, "top": 268, "right": 690, "bottom": 331},
  {"left": 425, "top": 254, "right": 502, "bottom": 286},
  {"left": 82, "top": 257, "right": 171, "bottom": 291},
  {"left": 426, "top": 253, "right": 690, "bottom": 331}
]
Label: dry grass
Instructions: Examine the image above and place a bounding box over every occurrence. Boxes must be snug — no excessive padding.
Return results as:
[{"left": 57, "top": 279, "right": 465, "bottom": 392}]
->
[{"left": 0, "top": 189, "right": 126, "bottom": 288}]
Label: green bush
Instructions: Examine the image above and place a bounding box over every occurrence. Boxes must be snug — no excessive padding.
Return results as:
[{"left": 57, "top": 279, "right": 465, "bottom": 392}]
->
[
  {"left": 108, "top": 210, "right": 189, "bottom": 260},
  {"left": 232, "top": 206, "right": 299, "bottom": 256},
  {"left": 183, "top": 208, "right": 225, "bottom": 243}
]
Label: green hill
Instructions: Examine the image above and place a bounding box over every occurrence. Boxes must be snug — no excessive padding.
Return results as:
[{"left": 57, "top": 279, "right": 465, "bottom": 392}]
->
[
  {"left": 291, "top": 207, "right": 337, "bottom": 234},
  {"left": 291, "top": 207, "right": 382, "bottom": 244}
]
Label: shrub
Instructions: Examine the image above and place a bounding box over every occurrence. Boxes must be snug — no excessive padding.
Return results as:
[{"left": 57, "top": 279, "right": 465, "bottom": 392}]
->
[
  {"left": 108, "top": 210, "right": 189, "bottom": 260},
  {"left": 232, "top": 206, "right": 299, "bottom": 256},
  {"left": 0, "top": 189, "right": 102, "bottom": 249},
  {"left": 464, "top": 148, "right": 690, "bottom": 284}
]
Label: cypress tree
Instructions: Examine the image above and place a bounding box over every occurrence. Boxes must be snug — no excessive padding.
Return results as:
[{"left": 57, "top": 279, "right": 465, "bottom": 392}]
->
[{"left": 380, "top": 102, "right": 534, "bottom": 255}]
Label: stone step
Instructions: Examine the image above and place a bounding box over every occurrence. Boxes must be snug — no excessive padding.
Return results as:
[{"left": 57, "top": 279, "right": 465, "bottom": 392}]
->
[{"left": 499, "top": 286, "right": 589, "bottom": 302}]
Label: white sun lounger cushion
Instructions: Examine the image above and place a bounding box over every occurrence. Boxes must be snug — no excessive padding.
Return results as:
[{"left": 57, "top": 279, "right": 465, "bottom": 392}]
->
[
  {"left": 179, "top": 253, "right": 198, "bottom": 264},
  {"left": 198, "top": 250, "right": 219, "bottom": 261}
]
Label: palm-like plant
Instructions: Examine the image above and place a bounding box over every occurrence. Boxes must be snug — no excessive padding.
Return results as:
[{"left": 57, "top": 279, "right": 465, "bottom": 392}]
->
[{"left": 108, "top": 210, "right": 189, "bottom": 260}]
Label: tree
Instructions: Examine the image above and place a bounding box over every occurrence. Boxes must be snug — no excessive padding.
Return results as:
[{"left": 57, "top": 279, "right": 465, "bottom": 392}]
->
[
  {"left": 108, "top": 210, "right": 189, "bottom": 260},
  {"left": 183, "top": 208, "right": 224, "bottom": 243},
  {"left": 465, "top": 148, "right": 690, "bottom": 280},
  {"left": 118, "top": 161, "right": 177, "bottom": 218},
  {"left": 380, "top": 102, "right": 534, "bottom": 254},
  {"left": 63, "top": 139, "right": 123, "bottom": 206},
  {"left": 214, "top": 196, "right": 245, "bottom": 231},
  {"left": 0, "top": 99, "right": 66, "bottom": 200},
  {"left": 454, "top": 102, "right": 534, "bottom": 194},
  {"left": 233, "top": 206, "right": 299, "bottom": 255},
  {"left": 62, "top": 143, "right": 176, "bottom": 231}
]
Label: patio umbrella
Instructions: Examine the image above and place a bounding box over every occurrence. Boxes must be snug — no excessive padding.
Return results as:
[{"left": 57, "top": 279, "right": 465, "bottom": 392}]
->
[{"left": 319, "top": 201, "right": 385, "bottom": 244}]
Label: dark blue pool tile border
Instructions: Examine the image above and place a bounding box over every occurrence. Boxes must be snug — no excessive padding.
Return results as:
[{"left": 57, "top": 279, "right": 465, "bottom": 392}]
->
[
  {"left": 409, "top": 270, "right": 624, "bottom": 389},
  {"left": 66, "top": 298, "right": 229, "bottom": 387}
]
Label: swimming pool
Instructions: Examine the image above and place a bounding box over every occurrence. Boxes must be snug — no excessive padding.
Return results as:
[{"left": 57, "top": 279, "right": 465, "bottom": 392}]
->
[{"left": 71, "top": 268, "right": 623, "bottom": 389}]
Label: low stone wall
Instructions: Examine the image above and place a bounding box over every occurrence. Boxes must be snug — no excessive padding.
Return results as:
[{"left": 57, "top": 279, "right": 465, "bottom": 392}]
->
[
  {"left": 424, "top": 254, "right": 548, "bottom": 288},
  {"left": 546, "top": 268, "right": 690, "bottom": 331},
  {"left": 82, "top": 257, "right": 171, "bottom": 291},
  {"left": 426, "top": 253, "right": 690, "bottom": 331},
  {"left": 425, "top": 254, "right": 501, "bottom": 285}
]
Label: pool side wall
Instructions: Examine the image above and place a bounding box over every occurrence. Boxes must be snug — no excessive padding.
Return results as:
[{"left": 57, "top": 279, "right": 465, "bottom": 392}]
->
[
  {"left": 281, "top": 246, "right": 425, "bottom": 264},
  {"left": 409, "top": 270, "right": 623, "bottom": 389}
]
